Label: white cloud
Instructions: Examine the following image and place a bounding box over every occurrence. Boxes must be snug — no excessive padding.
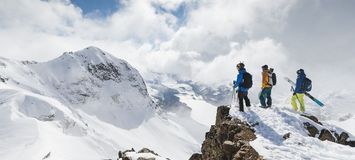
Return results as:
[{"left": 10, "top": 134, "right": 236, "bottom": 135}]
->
[
  {"left": 6, "top": 0, "right": 352, "bottom": 92},
  {"left": 0, "top": 0, "right": 177, "bottom": 61},
  {"left": 191, "top": 38, "right": 287, "bottom": 86},
  {"left": 0, "top": 0, "right": 82, "bottom": 34},
  {"left": 166, "top": 0, "right": 296, "bottom": 61},
  {"left": 106, "top": 0, "right": 175, "bottom": 42}
]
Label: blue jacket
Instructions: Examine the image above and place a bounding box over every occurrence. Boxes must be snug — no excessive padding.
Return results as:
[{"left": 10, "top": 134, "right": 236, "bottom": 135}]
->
[
  {"left": 294, "top": 73, "right": 306, "bottom": 93},
  {"left": 233, "top": 68, "right": 248, "bottom": 93}
]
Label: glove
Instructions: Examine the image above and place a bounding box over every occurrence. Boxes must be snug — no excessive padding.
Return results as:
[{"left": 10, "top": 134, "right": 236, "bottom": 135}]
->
[
  {"left": 293, "top": 92, "right": 296, "bottom": 96},
  {"left": 233, "top": 80, "right": 237, "bottom": 88}
]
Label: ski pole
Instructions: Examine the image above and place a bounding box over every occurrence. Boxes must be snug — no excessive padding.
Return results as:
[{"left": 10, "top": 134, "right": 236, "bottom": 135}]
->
[
  {"left": 236, "top": 90, "right": 239, "bottom": 108},
  {"left": 231, "top": 87, "right": 236, "bottom": 107}
]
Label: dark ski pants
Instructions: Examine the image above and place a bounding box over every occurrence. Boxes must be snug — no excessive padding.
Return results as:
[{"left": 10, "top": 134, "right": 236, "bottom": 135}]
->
[
  {"left": 238, "top": 91, "right": 251, "bottom": 112},
  {"left": 259, "top": 87, "right": 272, "bottom": 107}
]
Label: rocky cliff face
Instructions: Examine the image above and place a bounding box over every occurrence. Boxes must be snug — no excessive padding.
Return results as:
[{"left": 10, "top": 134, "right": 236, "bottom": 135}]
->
[{"left": 189, "top": 106, "right": 263, "bottom": 160}]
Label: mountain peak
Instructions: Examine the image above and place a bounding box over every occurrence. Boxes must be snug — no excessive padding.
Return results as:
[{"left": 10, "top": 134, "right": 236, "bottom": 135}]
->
[
  {"left": 1, "top": 46, "right": 155, "bottom": 129},
  {"left": 84, "top": 46, "right": 105, "bottom": 51},
  {"left": 78, "top": 46, "right": 107, "bottom": 57},
  {"left": 59, "top": 46, "right": 116, "bottom": 65}
]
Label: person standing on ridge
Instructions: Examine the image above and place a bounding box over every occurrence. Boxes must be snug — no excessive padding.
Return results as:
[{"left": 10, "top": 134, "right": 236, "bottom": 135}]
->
[
  {"left": 291, "top": 69, "right": 307, "bottom": 113},
  {"left": 259, "top": 65, "right": 272, "bottom": 108},
  {"left": 233, "top": 63, "right": 252, "bottom": 112}
]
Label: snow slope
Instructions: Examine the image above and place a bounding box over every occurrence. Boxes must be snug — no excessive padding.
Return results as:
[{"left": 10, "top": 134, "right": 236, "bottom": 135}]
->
[
  {"left": 230, "top": 104, "right": 355, "bottom": 160},
  {"left": 0, "top": 47, "right": 212, "bottom": 160}
]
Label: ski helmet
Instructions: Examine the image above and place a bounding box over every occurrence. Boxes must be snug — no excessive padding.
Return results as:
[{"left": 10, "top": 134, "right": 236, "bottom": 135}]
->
[
  {"left": 297, "top": 69, "right": 304, "bottom": 74},
  {"left": 262, "top": 65, "right": 268, "bottom": 70},
  {"left": 236, "top": 63, "right": 245, "bottom": 69}
]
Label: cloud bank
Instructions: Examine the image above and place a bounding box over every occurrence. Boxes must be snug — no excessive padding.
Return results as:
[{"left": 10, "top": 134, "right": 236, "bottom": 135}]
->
[{"left": 0, "top": 0, "right": 354, "bottom": 93}]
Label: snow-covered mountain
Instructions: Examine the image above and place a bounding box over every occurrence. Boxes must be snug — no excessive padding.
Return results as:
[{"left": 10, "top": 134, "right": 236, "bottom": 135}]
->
[{"left": 0, "top": 47, "right": 212, "bottom": 160}]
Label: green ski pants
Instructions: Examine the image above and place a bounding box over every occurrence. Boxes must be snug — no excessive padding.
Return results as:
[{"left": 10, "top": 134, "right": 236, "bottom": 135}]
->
[{"left": 291, "top": 93, "right": 305, "bottom": 113}]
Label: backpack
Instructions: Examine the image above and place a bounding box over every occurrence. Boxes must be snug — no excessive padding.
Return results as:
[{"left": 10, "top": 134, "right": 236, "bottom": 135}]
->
[
  {"left": 302, "top": 77, "right": 312, "bottom": 92},
  {"left": 271, "top": 73, "right": 277, "bottom": 85},
  {"left": 242, "top": 72, "right": 253, "bottom": 89},
  {"left": 268, "top": 72, "right": 277, "bottom": 86}
]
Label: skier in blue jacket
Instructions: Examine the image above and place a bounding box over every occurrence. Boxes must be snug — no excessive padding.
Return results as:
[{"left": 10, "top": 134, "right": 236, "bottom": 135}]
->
[
  {"left": 291, "top": 69, "right": 306, "bottom": 112},
  {"left": 233, "top": 63, "right": 251, "bottom": 112}
]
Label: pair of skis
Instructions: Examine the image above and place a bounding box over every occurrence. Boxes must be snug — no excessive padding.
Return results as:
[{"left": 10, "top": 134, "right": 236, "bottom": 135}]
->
[{"left": 284, "top": 77, "right": 324, "bottom": 107}]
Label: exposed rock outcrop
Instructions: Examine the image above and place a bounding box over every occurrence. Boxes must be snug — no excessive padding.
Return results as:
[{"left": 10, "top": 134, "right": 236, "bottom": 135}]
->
[
  {"left": 302, "top": 114, "right": 354, "bottom": 147},
  {"left": 138, "top": 148, "right": 159, "bottom": 156},
  {"left": 338, "top": 132, "right": 350, "bottom": 145},
  {"left": 283, "top": 133, "right": 291, "bottom": 140},
  {"left": 118, "top": 148, "right": 167, "bottom": 160},
  {"left": 301, "top": 114, "right": 323, "bottom": 125},
  {"left": 190, "top": 106, "right": 263, "bottom": 160},
  {"left": 319, "top": 129, "right": 336, "bottom": 142},
  {"left": 0, "top": 76, "right": 8, "bottom": 83},
  {"left": 303, "top": 122, "right": 319, "bottom": 137},
  {"left": 189, "top": 153, "right": 202, "bottom": 160}
]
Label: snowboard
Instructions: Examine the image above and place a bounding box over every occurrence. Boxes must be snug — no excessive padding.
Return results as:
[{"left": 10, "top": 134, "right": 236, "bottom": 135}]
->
[{"left": 284, "top": 77, "right": 325, "bottom": 107}]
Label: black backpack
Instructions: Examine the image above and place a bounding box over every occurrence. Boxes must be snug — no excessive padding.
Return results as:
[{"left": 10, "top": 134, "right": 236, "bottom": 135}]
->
[
  {"left": 242, "top": 72, "right": 253, "bottom": 89},
  {"left": 302, "top": 77, "right": 312, "bottom": 92},
  {"left": 271, "top": 73, "right": 277, "bottom": 85}
]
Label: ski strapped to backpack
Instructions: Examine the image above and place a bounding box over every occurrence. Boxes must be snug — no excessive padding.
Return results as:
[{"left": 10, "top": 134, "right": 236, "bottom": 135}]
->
[
  {"left": 242, "top": 72, "right": 253, "bottom": 89},
  {"left": 284, "top": 77, "right": 324, "bottom": 107}
]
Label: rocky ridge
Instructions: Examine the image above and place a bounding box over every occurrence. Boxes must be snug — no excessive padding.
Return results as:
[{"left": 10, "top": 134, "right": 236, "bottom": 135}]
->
[
  {"left": 301, "top": 114, "right": 355, "bottom": 147},
  {"left": 189, "top": 106, "right": 263, "bottom": 160}
]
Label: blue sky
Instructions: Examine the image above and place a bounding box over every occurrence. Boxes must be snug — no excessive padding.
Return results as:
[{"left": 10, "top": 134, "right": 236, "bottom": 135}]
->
[
  {"left": 71, "top": 0, "right": 188, "bottom": 23},
  {"left": 71, "top": 0, "right": 120, "bottom": 17}
]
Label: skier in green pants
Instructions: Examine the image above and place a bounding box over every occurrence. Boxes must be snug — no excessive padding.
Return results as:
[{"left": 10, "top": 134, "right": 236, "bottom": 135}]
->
[{"left": 291, "top": 69, "right": 307, "bottom": 113}]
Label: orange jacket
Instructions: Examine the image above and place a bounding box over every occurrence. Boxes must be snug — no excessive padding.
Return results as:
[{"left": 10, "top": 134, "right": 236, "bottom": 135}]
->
[{"left": 262, "top": 70, "right": 271, "bottom": 88}]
